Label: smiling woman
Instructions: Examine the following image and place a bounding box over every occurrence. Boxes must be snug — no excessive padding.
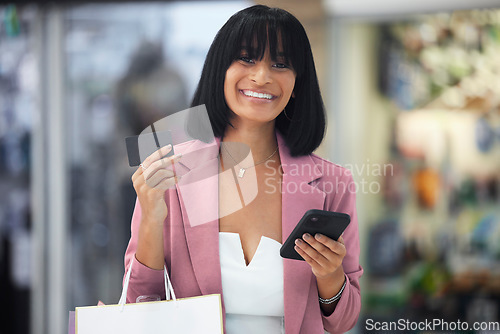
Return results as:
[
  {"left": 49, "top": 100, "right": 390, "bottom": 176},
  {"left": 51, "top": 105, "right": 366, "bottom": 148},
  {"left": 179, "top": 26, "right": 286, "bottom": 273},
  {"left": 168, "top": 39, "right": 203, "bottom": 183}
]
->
[
  {"left": 224, "top": 47, "right": 296, "bottom": 125},
  {"left": 190, "top": 6, "right": 326, "bottom": 156},
  {"left": 124, "top": 5, "right": 363, "bottom": 334}
]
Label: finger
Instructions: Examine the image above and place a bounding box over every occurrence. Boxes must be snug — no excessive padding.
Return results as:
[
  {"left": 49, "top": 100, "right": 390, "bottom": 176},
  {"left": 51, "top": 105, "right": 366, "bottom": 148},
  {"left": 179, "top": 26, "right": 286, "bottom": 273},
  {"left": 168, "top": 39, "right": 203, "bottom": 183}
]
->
[
  {"left": 294, "top": 243, "right": 333, "bottom": 278},
  {"left": 314, "top": 233, "right": 346, "bottom": 257},
  {"left": 294, "top": 244, "right": 320, "bottom": 268},
  {"left": 145, "top": 169, "right": 176, "bottom": 188},
  {"left": 141, "top": 144, "right": 173, "bottom": 169},
  {"left": 302, "top": 233, "right": 334, "bottom": 260},
  {"left": 295, "top": 237, "right": 330, "bottom": 267},
  {"left": 152, "top": 174, "right": 181, "bottom": 191},
  {"left": 132, "top": 145, "right": 172, "bottom": 183},
  {"left": 143, "top": 154, "right": 182, "bottom": 180},
  {"left": 149, "top": 153, "right": 182, "bottom": 172},
  {"left": 131, "top": 164, "right": 145, "bottom": 183}
]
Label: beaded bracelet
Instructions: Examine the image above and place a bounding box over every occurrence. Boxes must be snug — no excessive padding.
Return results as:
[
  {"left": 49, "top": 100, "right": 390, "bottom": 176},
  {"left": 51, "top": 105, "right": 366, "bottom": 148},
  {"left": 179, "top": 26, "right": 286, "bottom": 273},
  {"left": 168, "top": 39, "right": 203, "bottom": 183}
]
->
[{"left": 319, "top": 279, "right": 347, "bottom": 304}]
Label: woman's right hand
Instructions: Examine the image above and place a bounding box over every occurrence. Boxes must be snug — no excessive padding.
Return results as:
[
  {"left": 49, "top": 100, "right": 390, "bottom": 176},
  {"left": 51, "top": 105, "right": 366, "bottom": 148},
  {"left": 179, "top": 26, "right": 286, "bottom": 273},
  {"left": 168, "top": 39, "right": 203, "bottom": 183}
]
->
[{"left": 131, "top": 144, "right": 182, "bottom": 224}]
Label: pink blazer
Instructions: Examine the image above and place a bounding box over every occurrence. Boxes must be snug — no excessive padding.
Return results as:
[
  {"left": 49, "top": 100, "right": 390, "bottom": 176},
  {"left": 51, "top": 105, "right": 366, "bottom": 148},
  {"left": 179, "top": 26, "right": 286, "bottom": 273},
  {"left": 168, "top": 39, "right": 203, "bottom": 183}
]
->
[{"left": 124, "top": 131, "right": 363, "bottom": 334}]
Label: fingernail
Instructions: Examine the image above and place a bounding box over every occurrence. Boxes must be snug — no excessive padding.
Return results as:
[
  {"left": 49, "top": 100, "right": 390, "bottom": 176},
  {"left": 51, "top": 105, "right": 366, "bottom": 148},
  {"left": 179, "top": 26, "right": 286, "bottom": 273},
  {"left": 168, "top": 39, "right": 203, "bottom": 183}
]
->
[
  {"left": 315, "top": 233, "right": 323, "bottom": 240},
  {"left": 295, "top": 239, "right": 303, "bottom": 245},
  {"left": 303, "top": 233, "right": 311, "bottom": 240},
  {"left": 160, "top": 144, "right": 171, "bottom": 154}
]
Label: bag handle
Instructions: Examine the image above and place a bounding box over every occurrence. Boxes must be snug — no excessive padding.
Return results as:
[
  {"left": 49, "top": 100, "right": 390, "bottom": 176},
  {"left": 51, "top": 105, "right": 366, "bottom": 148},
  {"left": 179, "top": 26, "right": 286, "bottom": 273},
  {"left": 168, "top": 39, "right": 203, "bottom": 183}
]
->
[{"left": 118, "top": 256, "right": 177, "bottom": 311}]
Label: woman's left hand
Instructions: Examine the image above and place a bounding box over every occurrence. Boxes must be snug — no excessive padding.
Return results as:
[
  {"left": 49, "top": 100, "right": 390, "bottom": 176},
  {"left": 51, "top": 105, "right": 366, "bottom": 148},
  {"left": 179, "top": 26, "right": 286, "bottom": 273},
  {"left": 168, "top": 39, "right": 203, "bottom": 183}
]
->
[{"left": 294, "top": 233, "right": 346, "bottom": 280}]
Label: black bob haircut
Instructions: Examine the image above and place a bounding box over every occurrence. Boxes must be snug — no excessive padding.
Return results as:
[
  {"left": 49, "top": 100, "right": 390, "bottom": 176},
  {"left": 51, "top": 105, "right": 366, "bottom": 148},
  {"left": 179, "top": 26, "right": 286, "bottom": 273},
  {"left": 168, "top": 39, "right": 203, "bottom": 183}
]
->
[{"left": 190, "top": 5, "right": 326, "bottom": 157}]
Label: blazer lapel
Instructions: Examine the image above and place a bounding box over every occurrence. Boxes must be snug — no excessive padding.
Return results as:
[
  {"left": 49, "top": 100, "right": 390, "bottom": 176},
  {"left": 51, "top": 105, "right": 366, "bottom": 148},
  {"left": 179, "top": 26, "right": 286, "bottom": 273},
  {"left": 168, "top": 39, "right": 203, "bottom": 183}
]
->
[
  {"left": 175, "top": 138, "right": 222, "bottom": 296},
  {"left": 277, "top": 133, "right": 325, "bottom": 334}
]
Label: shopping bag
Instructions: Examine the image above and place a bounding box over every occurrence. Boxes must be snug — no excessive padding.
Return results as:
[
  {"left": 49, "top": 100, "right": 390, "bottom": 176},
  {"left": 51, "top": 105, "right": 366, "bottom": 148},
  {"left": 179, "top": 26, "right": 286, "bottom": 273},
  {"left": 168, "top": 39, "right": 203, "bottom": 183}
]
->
[
  {"left": 74, "top": 257, "right": 223, "bottom": 334},
  {"left": 68, "top": 311, "right": 75, "bottom": 334},
  {"left": 68, "top": 301, "right": 106, "bottom": 334}
]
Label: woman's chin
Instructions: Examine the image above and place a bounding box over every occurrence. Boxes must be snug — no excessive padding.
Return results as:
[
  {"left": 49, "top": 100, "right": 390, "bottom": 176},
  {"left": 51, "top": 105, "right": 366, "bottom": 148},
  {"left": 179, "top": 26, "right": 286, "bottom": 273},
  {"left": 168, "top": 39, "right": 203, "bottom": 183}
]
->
[{"left": 232, "top": 113, "right": 279, "bottom": 126}]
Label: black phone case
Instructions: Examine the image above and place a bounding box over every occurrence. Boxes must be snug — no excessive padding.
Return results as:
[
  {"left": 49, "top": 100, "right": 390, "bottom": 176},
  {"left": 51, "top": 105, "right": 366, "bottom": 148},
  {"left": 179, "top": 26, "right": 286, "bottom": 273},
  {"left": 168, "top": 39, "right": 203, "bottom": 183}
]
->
[{"left": 280, "top": 209, "right": 350, "bottom": 261}]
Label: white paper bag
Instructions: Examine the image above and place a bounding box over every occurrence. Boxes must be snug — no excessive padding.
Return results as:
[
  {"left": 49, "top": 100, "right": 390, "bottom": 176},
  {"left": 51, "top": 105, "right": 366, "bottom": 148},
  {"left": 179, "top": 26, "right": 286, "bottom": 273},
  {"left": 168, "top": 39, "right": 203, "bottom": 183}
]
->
[{"left": 75, "top": 257, "right": 223, "bottom": 334}]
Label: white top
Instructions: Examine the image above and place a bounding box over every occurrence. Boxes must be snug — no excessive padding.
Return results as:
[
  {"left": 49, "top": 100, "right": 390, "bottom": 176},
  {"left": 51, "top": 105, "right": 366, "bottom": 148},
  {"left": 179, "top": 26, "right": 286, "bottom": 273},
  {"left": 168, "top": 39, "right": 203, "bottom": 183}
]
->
[{"left": 219, "top": 232, "right": 285, "bottom": 334}]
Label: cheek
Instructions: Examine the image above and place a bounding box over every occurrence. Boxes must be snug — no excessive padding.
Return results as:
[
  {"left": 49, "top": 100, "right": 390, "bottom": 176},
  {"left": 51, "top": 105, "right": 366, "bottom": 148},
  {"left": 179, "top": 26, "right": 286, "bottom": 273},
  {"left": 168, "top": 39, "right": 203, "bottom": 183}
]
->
[
  {"left": 284, "top": 72, "right": 296, "bottom": 88},
  {"left": 282, "top": 76, "right": 296, "bottom": 98},
  {"left": 223, "top": 79, "right": 232, "bottom": 103},
  {"left": 224, "top": 68, "right": 239, "bottom": 98}
]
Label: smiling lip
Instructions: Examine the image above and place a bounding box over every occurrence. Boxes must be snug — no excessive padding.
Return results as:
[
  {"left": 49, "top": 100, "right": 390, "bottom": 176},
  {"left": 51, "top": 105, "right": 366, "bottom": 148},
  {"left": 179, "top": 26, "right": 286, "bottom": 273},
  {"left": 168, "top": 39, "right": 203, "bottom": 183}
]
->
[{"left": 240, "top": 89, "right": 277, "bottom": 101}]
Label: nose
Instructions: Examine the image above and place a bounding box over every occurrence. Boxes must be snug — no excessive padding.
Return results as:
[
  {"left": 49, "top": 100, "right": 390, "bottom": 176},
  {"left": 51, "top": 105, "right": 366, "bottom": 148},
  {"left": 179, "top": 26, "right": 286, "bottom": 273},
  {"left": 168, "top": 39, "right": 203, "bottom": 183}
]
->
[{"left": 249, "top": 61, "right": 272, "bottom": 85}]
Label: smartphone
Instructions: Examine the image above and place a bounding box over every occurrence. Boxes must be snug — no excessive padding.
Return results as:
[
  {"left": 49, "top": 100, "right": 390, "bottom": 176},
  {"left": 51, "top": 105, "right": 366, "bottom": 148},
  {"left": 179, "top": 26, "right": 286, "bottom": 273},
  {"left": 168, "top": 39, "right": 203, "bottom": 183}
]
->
[
  {"left": 280, "top": 209, "right": 350, "bottom": 261},
  {"left": 125, "top": 130, "right": 174, "bottom": 167}
]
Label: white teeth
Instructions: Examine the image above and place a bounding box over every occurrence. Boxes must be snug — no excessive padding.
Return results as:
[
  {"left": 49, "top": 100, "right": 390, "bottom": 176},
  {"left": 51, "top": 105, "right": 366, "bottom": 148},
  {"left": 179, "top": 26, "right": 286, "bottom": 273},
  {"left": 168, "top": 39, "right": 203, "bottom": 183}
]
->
[{"left": 242, "top": 90, "right": 273, "bottom": 100}]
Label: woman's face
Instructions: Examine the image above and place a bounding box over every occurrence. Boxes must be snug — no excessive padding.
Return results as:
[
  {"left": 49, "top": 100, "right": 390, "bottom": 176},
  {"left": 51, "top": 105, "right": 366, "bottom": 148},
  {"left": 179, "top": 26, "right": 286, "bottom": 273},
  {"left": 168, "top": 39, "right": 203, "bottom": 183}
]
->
[{"left": 224, "top": 47, "right": 296, "bottom": 126}]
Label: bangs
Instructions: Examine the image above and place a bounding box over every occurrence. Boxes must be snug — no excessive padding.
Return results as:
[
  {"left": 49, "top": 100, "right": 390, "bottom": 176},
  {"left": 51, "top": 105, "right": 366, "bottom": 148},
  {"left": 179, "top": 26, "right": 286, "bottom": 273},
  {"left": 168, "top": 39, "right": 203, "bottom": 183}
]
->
[{"left": 226, "top": 8, "right": 306, "bottom": 76}]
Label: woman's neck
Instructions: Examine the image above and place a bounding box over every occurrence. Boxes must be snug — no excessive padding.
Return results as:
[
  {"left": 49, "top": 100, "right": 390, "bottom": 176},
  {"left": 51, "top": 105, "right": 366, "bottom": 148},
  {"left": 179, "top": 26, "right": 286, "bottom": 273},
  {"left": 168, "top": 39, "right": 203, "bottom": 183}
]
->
[{"left": 222, "top": 120, "right": 278, "bottom": 162}]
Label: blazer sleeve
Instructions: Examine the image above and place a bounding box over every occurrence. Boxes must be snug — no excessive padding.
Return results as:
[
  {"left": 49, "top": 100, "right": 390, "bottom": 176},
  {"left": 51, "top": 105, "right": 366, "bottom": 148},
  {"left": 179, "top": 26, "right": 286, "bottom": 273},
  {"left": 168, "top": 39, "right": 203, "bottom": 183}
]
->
[
  {"left": 321, "top": 170, "right": 363, "bottom": 334},
  {"left": 123, "top": 197, "right": 166, "bottom": 304}
]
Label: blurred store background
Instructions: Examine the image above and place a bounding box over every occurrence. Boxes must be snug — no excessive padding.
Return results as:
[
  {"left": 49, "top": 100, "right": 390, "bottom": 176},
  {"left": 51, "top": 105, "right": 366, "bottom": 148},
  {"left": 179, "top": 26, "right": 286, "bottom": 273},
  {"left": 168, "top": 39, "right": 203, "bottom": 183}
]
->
[{"left": 0, "top": 1, "right": 499, "bottom": 333}]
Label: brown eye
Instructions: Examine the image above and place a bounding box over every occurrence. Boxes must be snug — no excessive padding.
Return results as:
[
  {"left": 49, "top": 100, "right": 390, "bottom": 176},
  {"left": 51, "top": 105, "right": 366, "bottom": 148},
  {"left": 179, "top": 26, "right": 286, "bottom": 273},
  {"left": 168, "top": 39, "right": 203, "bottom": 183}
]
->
[
  {"left": 238, "top": 56, "right": 254, "bottom": 64},
  {"left": 273, "top": 63, "right": 289, "bottom": 69}
]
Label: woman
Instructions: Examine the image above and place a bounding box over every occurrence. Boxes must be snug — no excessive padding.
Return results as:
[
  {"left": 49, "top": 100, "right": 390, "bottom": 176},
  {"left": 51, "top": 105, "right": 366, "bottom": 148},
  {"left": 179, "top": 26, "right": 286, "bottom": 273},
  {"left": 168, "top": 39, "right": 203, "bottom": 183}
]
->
[{"left": 125, "top": 5, "right": 362, "bottom": 334}]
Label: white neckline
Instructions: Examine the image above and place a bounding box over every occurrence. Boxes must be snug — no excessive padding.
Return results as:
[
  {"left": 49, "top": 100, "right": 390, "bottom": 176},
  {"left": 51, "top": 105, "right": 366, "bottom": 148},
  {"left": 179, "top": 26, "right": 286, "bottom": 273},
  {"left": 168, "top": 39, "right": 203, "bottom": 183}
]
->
[
  {"left": 219, "top": 231, "right": 281, "bottom": 245},
  {"left": 219, "top": 232, "right": 281, "bottom": 267}
]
